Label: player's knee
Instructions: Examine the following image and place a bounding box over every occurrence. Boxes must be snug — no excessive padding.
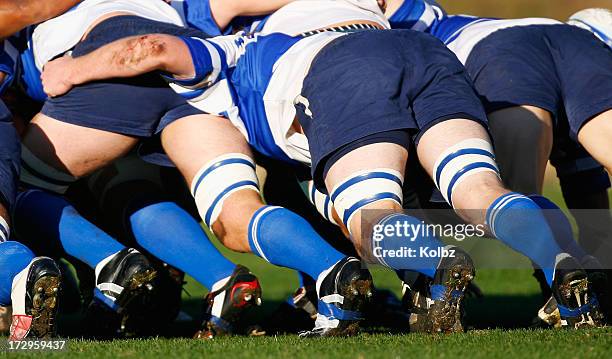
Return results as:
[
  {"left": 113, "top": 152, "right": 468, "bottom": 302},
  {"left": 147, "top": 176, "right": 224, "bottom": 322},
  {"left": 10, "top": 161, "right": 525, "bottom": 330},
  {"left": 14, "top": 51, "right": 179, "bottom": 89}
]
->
[
  {"left": 214, "top": 191, "right": 264, "bottom": 252},
  {"left": 190, "top": 153, "right": 262, "bottom": 251},
  {"left": 329, "top": 169, "right": 404, "bottom": 236}
]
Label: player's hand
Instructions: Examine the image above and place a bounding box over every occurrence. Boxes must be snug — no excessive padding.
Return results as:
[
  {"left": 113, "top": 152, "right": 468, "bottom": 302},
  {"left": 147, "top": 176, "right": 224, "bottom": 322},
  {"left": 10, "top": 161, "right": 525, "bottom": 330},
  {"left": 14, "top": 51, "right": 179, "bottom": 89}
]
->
[{"left": 41, "top": 55, "right": 77, "bottom": 97}]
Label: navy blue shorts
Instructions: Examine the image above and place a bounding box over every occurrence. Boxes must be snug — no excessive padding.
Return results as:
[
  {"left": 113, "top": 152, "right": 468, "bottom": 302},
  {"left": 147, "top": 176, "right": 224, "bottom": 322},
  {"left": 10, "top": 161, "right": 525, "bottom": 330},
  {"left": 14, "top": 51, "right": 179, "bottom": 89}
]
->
[
  {"left": 295, "top": 30, "right": 488, "bottom": 187},
  {"left": 465, "top": 24, "right": 612, "bottom": 140},
  {"left": 0, "top": 100, "right": 20, "bottom": 209},
  {"left": 42, "top": 16, "right": 207, "bottom": 137}
]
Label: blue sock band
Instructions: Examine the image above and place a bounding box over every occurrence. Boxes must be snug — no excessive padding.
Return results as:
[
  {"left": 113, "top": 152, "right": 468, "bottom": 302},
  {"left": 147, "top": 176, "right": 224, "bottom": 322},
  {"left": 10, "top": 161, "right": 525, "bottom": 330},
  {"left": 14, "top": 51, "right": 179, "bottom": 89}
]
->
[
  {"left": 430, "top": 284, "right": 464, "bottom": 301},
  {"left": 129, "top": 202, "right": 236, "bottom": 290},
  {"left": 0, "top": 241, "right": 35, "bottom": 305},
  {"left": 14, "top": 190, "right": 125, "bottom": 269},
  {"left": 247, "top": 206, "right": 345, "bottom": 280},
  {"left": 317, "top": 299, "right": 363, "bottom": 321},
  {"left": 372, "top": 214, "right": 443, "bottom": 278},
  {"left": 486, "top": 193, "right": 563, "bottom": 286},
  {"left": 528, "top": 195, "right": 586, "bottom": 259}
]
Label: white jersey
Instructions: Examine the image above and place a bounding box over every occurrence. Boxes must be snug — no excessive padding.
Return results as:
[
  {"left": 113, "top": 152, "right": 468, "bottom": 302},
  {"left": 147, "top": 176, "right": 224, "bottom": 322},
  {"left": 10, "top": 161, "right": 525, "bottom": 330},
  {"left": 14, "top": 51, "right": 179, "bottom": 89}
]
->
[
  {"left": 257, "top": 0, "right": 389, "bottom": 36},
  {"left": 433, "top": 16, "right": 562, "bottom": 64},
  {"left": 32, "top": 0, "right": 184, "bottom": 70}
]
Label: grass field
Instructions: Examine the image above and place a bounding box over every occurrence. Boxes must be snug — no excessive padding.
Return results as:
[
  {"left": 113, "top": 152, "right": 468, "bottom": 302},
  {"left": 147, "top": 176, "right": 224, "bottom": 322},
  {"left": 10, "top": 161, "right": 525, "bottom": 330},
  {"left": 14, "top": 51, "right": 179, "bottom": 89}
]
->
[{"left": 4, "top": 174, "right": 612, "bottom": 358}]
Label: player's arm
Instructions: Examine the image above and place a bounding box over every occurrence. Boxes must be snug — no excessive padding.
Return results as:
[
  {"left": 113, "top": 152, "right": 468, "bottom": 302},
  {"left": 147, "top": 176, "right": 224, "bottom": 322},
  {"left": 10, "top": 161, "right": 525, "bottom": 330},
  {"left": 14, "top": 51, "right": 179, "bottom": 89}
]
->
[
  {"left": 41, "top": 33, "right": 244, "bottom": 97},
  {"left": 210, "top": 0, "right": 294, "bottom": 30},
  {"left": 0, "top": 0, "right": 82, "bottom": 38}
]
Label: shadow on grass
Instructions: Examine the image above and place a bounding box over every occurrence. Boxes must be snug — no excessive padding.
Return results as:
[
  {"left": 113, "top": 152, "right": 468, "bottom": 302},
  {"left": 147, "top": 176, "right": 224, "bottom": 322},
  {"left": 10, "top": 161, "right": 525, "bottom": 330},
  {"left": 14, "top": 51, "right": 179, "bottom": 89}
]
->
[
  {"left": 56, "top": 293, "right": 547, "bottom": 338},
  {"left": 464, "top": 293, "right": 545, "bottom": 329}
]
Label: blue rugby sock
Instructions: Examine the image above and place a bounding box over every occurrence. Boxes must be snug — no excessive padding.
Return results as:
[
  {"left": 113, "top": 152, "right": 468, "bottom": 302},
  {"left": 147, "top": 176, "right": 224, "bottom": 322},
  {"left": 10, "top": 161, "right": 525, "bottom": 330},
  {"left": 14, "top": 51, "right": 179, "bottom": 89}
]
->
[
  {"left": 247, "top": 206, "right": 346, "bottom": 281},
  {"left": 372, "top": 214, "right": 444, "bottom": 278},
  {"left": 14, "top": 190, "right": 125, "bottom": 269},
  {"left": 0, "top": 241, "right": 35, "bottom": 305},
  {"left": 130, "top": 202, "right": 236, "bottom": 290},
  {"left": 487, "top": 193, "right": 564, "bottom": 286},
  {"left": 528, "top": 195, "right": 587, "bottom": 260}
]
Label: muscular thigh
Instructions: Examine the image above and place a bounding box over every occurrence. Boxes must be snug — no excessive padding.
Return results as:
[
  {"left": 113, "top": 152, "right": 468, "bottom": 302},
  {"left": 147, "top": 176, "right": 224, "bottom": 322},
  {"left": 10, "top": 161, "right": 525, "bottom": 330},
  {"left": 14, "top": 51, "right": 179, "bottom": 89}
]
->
[{"left": 23, "top": 113, "right": 139, "bottom": 177}]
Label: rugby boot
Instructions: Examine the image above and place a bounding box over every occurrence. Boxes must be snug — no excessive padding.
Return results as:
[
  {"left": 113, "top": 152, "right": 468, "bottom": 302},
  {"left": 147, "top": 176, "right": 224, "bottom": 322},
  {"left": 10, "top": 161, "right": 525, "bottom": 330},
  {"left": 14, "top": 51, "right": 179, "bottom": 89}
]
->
[
  {"left": 552, "top": 255, "right": 605, "bottom": 329},
  {"left": 535, "top": 255, "right": 611, "bottom": 328},
  {"left": 408, "top": 246, "right": 475, "bottom": 333},
  {"left": 85, "top": 248, "right": 157, "bottom": 337},
  {"left": 9, "top": 257, "right": 61, "bottom": 341},
  {"left": 581, "top": 255, "right": 611, "bottom": 323},
  {"left": 194, "top": 265, "right": 263, "bottom": 339},
  {"left": 117, "top": 262, "right": 186, "bottom": 336},
  {"left": 299, "top": 257, "right": 373, "bottom": 337}
]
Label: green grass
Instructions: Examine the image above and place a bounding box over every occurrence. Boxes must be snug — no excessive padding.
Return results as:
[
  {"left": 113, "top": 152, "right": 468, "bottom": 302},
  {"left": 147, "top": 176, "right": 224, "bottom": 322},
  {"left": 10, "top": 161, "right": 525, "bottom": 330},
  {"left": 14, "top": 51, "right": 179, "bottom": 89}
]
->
[
  {"left": 4, "top": 177, "right": 612, "bottom": 358},
  {"left": 5, "top": 329, "right": 612, "bottom": 359}
]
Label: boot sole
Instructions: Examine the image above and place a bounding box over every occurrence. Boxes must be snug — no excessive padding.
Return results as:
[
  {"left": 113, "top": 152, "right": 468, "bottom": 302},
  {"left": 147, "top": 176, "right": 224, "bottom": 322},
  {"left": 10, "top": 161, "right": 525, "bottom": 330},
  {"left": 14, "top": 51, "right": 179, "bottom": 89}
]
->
[
  {"left": 561, "top": 278, "right": 605, "bottom": 329},
  {"left": 430, "top": 262, "right": 475, "bottom": 334},
  {"left": 323, "top": 276, "right": 373, "bottom": 337},
  {"left": 30, "top": 275, "right": 61, "bottom": 338},
  {"left": 115, "top": 269, "right": 158, "bottom": 333}
]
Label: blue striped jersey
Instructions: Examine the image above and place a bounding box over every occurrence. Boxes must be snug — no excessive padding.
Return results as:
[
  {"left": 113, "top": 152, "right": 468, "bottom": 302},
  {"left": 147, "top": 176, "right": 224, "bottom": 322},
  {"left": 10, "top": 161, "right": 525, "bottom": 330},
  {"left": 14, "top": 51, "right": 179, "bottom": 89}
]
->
[
  {"left": 169, "top": 31, "right": 348, "bottom": 166},
  {"left": 387, "top": 0, "right": 446, "bottom": 32}
]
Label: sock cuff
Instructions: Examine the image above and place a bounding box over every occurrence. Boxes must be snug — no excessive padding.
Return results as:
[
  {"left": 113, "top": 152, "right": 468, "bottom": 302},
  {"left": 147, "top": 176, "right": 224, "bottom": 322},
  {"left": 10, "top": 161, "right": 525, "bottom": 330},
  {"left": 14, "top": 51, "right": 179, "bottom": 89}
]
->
[
  {"left": 247, "top": 206, "right": 282, "bottom": 262},
  {"left": 486, "top": 192, "right": 530, "bottom": 236}
]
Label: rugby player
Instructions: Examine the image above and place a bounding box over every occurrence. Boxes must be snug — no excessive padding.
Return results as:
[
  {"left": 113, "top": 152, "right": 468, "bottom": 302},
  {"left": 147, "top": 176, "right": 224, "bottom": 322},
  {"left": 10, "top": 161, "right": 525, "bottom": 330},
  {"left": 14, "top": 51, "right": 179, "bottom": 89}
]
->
[
  {"left": 40, "top": 0, "right": 607, "bottom": 332},
  {"left": 384, "top": 0, "right": 612, "bottom": 326},
  {"left": 0, "top": 0, "right": 90, "bottom": 341}
]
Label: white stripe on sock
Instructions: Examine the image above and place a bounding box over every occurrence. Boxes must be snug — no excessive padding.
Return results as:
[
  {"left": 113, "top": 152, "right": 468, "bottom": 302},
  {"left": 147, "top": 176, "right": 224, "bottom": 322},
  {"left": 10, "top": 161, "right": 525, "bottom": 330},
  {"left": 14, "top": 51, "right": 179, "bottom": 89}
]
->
[{"left": 249, "top": 207, "right": 280, "bottom": 262}]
